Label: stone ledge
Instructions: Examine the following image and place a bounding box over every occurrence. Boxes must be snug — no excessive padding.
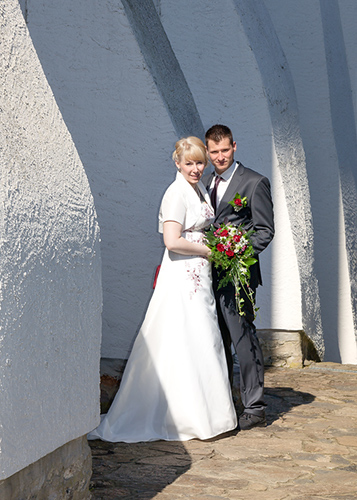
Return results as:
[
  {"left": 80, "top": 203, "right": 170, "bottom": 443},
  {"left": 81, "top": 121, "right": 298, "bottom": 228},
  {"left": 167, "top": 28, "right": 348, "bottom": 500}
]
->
[
  {"left": 0, "top": 436, "right": 92, "bottom": 500},
  {"left": 257, "top": 329, "right": 320, "bottom": 368}
]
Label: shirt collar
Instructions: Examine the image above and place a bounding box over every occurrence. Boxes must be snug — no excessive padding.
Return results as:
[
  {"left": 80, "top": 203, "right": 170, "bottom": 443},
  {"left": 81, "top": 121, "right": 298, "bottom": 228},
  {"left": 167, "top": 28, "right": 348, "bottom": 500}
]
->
[{"left": 218, "top": 160, "right": 238, "bottom": 182}]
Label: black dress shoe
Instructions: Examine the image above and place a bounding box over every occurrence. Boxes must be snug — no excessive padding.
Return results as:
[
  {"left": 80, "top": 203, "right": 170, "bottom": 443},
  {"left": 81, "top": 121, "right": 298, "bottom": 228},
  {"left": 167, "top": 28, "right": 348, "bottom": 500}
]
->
[{"left": 239, "top": 412, "right": 267, "bottom": 430}]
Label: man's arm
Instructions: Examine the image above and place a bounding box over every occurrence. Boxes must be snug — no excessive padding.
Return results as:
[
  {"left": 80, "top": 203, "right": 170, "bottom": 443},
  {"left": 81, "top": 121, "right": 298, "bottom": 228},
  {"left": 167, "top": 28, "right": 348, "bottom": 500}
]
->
[{"left": 250, "top": 176, "right": 274, "bottom": 255}]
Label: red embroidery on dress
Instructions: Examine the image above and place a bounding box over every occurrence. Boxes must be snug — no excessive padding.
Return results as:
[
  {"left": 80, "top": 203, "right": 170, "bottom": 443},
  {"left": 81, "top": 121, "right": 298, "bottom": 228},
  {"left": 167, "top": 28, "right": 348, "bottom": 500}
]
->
[
  {"left": 202, "top": 202, "right": 214, "bottom": 220},
  {"left": 184, "top": 232, "right": 207, "bottom": 298},
  {"left": 186, "top": 260, "right": 205, "bottom": 298},
  {"left": 183, "top": 201, "right": 213, "bottom": 298}
]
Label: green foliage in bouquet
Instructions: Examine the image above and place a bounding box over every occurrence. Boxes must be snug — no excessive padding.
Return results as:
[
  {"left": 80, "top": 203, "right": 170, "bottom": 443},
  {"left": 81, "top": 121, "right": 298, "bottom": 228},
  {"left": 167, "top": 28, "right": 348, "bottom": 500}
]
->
[{"left": 205, "top": 222, "right": 258, "bottom": 318}]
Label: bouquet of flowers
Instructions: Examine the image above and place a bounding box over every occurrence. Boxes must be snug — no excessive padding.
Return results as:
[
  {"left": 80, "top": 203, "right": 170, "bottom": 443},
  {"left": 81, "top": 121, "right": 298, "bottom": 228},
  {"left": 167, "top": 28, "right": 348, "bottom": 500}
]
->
[{"left": 205, "top": 194, "right": 258, "bottom": 317}]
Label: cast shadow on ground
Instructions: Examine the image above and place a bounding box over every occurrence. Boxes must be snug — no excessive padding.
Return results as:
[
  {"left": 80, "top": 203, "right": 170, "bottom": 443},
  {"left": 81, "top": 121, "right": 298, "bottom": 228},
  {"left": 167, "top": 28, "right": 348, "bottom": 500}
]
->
[
  {"left": 89, "top": 362, "right": 315, "bottom": 499},
  {"left": 89, "top": 439, "right": 192, "bottom": 500},
  {"left": 264, "top": 385, "right": 315, "bottom": 425},
  {"left": 231, "top": 362, "right": 315, "bottom": 428},
  {"left": 89, "top": 336, "right": 194, "bottom": 500},
  {"left": 89, "top": 385, "right": 315, "bottom": 499}
]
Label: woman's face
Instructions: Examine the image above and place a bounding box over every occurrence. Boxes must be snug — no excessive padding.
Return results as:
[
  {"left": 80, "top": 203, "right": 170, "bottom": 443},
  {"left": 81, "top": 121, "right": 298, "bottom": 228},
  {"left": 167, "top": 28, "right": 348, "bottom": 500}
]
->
[{"left": 176, "top": 156, "right": 205, "bottom": 186}]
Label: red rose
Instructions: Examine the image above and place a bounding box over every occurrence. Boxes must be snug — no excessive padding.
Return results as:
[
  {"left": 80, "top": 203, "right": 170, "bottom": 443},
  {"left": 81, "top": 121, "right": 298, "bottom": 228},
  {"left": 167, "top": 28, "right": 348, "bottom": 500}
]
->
[
  {"left": 219, "top": 229, "right": 229, "bottom": 237},
  {"left": 225, "top": 249, "right": 234, "bottom": 257},
  {"left": 233, "top": 234, "right": 241, "bottom": 242},
  {"left": 216, "top": 243, "right": 225, "bottom": 252},
  {"left": 234, "top": 198, "right": 243, "bottom": 206}
]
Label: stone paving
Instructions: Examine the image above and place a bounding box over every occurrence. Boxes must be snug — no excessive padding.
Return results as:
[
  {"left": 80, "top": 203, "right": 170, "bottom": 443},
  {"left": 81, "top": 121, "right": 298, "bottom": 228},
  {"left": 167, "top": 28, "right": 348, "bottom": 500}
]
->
[{"left": 89, "top": 362, "right": 357, "bottom": 499}]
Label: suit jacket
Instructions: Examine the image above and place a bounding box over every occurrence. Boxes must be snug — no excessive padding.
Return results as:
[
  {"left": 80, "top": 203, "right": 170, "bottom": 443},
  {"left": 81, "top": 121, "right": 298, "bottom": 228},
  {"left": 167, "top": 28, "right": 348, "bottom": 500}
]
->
[{"left": 204, "top": 162, "right": 274, "bottom": 289}]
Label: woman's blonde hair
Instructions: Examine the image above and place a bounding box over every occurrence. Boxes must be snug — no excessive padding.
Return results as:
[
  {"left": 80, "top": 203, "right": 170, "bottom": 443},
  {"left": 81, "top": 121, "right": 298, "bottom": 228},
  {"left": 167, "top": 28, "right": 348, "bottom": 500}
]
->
[{"left": 172, "top": 136, "right": 208, "bottom": 166}]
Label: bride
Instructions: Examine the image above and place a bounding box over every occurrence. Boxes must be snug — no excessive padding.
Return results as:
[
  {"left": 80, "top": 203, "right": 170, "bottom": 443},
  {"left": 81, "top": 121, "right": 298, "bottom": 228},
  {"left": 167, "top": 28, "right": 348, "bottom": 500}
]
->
[{"left": 88, "top": 136, "right": 237, "bottom": 443}]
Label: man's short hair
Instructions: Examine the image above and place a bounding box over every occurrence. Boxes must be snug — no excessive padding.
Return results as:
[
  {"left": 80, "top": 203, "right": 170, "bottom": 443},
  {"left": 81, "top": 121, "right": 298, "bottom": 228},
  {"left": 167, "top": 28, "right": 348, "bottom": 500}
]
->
[{"left": 205, "top": 124, "right": 234, "bottom": 146}]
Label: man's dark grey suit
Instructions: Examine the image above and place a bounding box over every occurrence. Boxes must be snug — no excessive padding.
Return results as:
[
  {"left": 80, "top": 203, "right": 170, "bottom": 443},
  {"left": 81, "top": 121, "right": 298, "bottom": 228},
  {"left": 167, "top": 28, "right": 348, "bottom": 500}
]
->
[{"left": 205, "top": 161, "right": 274, "bottom": 416}]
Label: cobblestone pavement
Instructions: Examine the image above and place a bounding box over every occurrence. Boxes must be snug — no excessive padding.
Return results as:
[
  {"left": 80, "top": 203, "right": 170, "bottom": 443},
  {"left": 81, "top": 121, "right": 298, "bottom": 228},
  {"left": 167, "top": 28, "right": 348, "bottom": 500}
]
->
[{"left": 89, "top": 363, "right": 357, "bottom": 499}]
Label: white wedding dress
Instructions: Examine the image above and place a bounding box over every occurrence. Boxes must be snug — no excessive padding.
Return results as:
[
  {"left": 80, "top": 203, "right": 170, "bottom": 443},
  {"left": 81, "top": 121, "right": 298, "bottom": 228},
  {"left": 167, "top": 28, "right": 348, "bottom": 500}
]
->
[{"left": 88, "top": 173, "right": 237, "bottom": 443}]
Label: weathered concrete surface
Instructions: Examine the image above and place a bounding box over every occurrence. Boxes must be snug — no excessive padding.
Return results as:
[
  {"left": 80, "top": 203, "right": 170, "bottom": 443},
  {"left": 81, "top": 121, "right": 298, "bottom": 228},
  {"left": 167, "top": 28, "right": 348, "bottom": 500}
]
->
[
  {"left": 89, "top": 363, "right": 357, "bottom": 499},
  {"left": 0, "top": 436, "right": 92, "bottom": 500},
  {"left": 258, "top": 329, "right": 320, "bottom": 368},
  {"left": 0, "top": 0, "right": 102, "bottom": 480}
]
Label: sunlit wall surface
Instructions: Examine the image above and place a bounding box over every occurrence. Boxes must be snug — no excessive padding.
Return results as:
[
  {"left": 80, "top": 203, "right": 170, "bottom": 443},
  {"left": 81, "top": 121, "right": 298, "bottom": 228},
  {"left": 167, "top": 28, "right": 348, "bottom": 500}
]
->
[
  {"left": 0, "top": 0, "right": 102, "bottom": 479},
  {"left": 17, "top": 0, "right": 357, "bottom": 363}
]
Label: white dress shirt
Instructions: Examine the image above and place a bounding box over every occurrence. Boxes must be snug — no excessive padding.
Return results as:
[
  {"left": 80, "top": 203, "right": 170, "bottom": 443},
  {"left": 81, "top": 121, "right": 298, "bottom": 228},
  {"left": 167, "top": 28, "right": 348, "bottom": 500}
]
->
[{"left": 209, "top": 161, "right": 239, "bottom": 208}]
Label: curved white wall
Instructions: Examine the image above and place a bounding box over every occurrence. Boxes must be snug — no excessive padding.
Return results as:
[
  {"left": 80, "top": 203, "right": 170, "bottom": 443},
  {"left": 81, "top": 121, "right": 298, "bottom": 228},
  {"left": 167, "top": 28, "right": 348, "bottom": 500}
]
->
[
  {"left": 16, "top": 0, "right": 357, "bottom": 363},
  {"left": 0, "top": 1, "right": 102, "bottom": 479},
  {"left": 265, "top": 0, "right": 357, "bottom": 362}
]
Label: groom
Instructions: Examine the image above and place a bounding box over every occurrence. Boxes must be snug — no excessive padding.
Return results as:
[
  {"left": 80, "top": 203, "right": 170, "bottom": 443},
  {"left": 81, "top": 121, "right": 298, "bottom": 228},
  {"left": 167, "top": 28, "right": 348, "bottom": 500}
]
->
[{"left": 205, "top": 124, "right": 274, "bottom": 430}]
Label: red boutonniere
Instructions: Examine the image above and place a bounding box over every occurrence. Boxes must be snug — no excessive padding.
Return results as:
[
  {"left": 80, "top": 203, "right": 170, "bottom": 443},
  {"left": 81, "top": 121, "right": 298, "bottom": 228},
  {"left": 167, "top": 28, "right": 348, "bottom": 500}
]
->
[{"left": 228, "top": 193, "right": 248, "bottom": 212}]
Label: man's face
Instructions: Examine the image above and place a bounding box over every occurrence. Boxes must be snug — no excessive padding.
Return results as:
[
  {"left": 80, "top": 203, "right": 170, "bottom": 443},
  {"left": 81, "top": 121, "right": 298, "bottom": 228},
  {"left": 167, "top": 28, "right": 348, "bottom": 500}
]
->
[{"left": 206, "top": 137, "right": 237, "bottom": 175}]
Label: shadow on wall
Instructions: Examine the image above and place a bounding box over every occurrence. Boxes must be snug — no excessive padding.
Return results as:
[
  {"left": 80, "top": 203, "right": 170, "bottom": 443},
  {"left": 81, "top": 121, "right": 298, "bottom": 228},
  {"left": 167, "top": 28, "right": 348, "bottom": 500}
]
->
[
  {"left": 320, "top": 0, "right": 357, "bottom": 358},
  {"left": 18, "top": 0, "right": 208, "bottom": 361},
  {"left": 298, "top": 1, "right": 357, "bottom": 363},
  {"left": 22, "top": 0, "right": 353, "bottom": 362},
  {"left": 303, "top": 154, "right": 340, "bottom": 362}
]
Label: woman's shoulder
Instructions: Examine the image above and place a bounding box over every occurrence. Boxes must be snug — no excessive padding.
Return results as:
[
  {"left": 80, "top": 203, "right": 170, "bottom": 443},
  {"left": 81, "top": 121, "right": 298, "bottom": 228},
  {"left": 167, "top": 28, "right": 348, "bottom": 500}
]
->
[
  {"left": 161, "top": 178, "right": 183, "bottom": 203},
  {"left": 162, "top": 173, "right": 191, "bottom": 202},
  {"left": 158, "top": 176, "right": 187, "bottom": 233},
  {"left": 163, "top": 177, "right": 180, "bottom": 194}
]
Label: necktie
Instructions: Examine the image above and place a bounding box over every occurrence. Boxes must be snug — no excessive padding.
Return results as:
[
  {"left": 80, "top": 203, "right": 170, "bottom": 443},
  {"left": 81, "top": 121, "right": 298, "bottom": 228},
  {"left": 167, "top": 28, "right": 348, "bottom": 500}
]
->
[{"left": 210, "top": 175, "right": 222, "bottom": 212}]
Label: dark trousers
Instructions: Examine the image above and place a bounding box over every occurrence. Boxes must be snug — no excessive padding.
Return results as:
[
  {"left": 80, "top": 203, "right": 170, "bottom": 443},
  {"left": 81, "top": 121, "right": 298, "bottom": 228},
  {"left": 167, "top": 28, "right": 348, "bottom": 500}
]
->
[{"left": 212, "top": 268, "right": 266, "bottom": 416}]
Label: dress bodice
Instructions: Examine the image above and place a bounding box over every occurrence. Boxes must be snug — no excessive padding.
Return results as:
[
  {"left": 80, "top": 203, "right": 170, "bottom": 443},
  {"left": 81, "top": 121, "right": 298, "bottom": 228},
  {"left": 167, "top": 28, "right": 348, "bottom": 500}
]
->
[
  {"left": 159, "top": 172, "right": 214, "bottom": 234},
  {"left": 183, "top": 197, "right": 215, "bottom": 234}
]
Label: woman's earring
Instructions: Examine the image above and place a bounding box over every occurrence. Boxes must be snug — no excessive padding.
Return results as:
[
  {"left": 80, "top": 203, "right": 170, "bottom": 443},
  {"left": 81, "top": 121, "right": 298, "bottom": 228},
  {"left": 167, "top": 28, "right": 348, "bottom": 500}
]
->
[{"left": 177, "top": 167, "right": 181, "bottom": 172}]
